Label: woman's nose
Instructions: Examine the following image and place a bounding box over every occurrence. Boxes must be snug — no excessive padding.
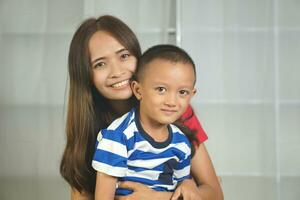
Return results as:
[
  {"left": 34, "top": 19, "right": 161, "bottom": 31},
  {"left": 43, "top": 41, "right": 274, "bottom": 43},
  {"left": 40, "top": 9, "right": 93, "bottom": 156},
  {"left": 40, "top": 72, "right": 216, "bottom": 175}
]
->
[{"left": 109, "top": 60, "right": 124, "bottom": 78}]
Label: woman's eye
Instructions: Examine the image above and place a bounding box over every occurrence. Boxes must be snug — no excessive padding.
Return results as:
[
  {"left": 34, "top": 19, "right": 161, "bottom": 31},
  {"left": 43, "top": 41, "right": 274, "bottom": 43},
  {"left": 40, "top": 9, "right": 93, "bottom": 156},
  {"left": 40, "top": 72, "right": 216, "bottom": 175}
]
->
[
  {"left": 155, "top": 87, "right": 166, "bottom": 94},
  {"left": 94, "top": 62, "right": 105, "bottom": 68},
  {"left": 120, "top": 53, "right": 130, "bottom": 60}
]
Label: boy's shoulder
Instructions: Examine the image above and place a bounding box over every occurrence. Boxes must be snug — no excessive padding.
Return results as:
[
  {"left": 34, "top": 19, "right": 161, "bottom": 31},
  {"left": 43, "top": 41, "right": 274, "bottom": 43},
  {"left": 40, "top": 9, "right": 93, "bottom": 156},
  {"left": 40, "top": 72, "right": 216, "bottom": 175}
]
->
[
  {"left": 96, "top": 108, "right": 137, "bottom": 144},
  {"left": 106, "top": 108, "right": 136, "bottom": 132},
  {"left": 169, "top": 124, "right": 184, "bottom": 135},
  {"left": 169, "top": 124, "right": 191, "bottom": 144}
]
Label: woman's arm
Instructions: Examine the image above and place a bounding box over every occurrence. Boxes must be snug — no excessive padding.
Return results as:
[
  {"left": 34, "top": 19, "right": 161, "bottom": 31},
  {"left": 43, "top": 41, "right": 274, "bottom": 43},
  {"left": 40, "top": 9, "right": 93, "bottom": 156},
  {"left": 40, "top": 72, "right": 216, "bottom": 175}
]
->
[
  {"left": 171, "top": 144, "right": 223, "bottom": 200},
  {"left": 115, "top": 182, "right": 173, "bottom": 200},
  {"left": 190, "top": 143, "right": 223, "bottom": 200},
  {"left": 95, "top": 172, "right": 118, "bottom": 200}
]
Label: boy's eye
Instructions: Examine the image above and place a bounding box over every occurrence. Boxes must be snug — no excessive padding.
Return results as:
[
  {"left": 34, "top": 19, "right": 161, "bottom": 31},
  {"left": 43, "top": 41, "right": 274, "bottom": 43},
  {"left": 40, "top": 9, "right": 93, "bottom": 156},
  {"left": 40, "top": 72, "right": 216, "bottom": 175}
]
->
[
  {"left": 155, "top": 87, "right": 166, "bottom": 94},
  {"left": 179, "top": 90, "right": 189, "bottom": 96}
]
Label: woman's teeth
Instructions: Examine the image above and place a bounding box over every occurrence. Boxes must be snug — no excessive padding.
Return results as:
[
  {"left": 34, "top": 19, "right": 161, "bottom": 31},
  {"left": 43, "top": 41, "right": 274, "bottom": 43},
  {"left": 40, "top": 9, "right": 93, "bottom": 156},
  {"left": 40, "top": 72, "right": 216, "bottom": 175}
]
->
[{"left": 111, "top": 80, "right": 129, "bottom": 88}]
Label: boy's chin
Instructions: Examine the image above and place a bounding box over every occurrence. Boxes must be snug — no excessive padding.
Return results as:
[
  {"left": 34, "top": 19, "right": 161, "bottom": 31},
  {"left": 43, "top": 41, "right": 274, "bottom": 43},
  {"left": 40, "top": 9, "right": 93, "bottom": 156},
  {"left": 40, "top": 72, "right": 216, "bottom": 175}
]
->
[{"left": 158, "top": 117, "right": 180, "bottom": 125}]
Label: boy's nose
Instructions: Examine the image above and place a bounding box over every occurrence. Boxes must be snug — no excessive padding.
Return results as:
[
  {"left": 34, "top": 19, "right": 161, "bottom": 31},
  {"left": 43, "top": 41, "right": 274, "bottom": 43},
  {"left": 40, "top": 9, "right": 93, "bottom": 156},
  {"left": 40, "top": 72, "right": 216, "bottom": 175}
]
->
[{"left": 164, "top": 93, "right": 177, "bottom": 107}]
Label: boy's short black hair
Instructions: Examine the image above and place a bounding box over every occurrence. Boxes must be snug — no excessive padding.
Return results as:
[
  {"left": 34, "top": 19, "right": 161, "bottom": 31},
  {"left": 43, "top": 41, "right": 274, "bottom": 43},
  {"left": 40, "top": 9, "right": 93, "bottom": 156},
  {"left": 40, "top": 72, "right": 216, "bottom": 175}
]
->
[{"left": 135, "top": 44, "right": 196, "bottom": 82}]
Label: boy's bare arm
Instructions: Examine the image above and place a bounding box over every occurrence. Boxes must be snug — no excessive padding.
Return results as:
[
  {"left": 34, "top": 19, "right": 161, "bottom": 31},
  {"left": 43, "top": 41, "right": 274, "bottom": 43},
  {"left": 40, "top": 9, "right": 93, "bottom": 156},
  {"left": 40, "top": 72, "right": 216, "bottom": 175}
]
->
[{"left": 95, "top": 172, "right": 118, "bottom": 200}]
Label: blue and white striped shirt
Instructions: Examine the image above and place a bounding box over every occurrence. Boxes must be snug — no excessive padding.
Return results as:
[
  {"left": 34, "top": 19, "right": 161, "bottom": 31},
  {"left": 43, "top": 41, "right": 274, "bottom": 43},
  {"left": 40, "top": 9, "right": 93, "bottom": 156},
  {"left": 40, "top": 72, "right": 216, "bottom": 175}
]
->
[{"left": 92, "top": 108, "right": 191, "bottom": 195}]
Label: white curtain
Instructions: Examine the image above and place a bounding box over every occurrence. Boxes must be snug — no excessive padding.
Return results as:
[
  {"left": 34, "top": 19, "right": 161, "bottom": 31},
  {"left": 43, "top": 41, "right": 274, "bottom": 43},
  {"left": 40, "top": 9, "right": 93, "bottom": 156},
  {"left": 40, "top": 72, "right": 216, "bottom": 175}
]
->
[{"left": 0, "top": 0, "right": 299, "bottom": 199}]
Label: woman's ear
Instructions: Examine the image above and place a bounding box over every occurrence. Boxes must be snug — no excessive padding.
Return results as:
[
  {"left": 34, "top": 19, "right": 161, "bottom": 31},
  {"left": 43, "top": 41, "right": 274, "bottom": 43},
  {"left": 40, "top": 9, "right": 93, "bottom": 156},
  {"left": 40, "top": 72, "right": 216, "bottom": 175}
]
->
[{"left": 131, "top": 80, "right": 142, "bottom": 100}]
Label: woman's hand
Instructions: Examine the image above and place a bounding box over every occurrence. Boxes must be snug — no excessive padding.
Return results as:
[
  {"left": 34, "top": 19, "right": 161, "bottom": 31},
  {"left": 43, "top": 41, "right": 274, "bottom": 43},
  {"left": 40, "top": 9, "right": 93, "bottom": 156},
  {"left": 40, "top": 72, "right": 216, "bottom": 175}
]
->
[
  {"left": 114, "top": 181, "right": 172, "bottom": 200},
  {"left": 171, "top": 179, "right": 202, "bottom": 200}
]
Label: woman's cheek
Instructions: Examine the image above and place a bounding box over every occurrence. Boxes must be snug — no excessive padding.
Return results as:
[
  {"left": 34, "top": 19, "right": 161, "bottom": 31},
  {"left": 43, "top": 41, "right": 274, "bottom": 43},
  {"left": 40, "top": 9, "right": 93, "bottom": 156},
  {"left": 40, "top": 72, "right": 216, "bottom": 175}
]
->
[
  {"left": 92, "top": 69, "right": 108, "bottom": 90},
  {"left": 130, "top": 57, "right": 138, "bottom": 73}
]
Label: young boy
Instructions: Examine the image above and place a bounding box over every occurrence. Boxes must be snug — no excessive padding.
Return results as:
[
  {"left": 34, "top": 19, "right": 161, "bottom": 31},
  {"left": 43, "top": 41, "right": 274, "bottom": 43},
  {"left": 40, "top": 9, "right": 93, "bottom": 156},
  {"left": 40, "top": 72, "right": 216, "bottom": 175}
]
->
[{"left": 92, "top": 44, "right": 198, "bottom": 200}]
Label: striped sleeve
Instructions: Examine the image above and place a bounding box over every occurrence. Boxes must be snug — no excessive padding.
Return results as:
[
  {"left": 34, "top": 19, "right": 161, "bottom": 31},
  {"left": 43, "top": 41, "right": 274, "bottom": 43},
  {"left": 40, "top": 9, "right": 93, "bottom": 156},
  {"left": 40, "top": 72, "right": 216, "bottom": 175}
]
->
[
  {"left": 92, "top": 129, "right": 128, "bottom": 177},
  {"left": 174, "top": 154, "right": 191, "bottom": 182},
  {"left": 171, "top": 127, "right": 192, "bottom": 182}
]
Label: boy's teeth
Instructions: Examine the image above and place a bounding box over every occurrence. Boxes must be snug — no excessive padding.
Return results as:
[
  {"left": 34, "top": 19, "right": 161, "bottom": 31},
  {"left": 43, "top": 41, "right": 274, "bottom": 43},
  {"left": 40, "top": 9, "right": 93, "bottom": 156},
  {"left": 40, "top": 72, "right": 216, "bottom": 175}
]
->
[{"left": 112, "top": 80, "right": 129, "bottom": 88}]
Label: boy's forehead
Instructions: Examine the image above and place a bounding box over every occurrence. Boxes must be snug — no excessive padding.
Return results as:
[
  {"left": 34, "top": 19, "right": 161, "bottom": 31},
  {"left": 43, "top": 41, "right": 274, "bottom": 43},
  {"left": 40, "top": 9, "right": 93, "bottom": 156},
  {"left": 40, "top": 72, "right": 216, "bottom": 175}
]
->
[
  {"left": 142, "top": 58, "right": 187, "bottom": 72},
  {"left": 140, "top": 58, "right": 196, "bottom": 83},
  {"left": 138, "top": 59, "right": 170, "bottom": 78},
  {"left": 144, "top": 58, "right": 194, "bottom": 74}
]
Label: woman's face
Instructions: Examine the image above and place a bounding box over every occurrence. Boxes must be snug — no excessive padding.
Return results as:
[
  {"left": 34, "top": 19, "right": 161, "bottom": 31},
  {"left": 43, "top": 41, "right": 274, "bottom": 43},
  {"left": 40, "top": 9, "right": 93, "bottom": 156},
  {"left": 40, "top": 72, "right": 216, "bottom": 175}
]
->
[{"left": 89, "top": 31, "right": 137, "bottom": 100}]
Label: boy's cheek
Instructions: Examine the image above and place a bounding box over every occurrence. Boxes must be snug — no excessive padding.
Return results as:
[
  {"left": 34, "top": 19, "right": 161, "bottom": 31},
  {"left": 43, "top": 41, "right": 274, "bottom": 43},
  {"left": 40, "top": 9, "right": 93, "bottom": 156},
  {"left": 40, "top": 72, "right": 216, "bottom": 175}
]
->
[{"left": 179, "top": 100, "right": 191, "bottom": 114}]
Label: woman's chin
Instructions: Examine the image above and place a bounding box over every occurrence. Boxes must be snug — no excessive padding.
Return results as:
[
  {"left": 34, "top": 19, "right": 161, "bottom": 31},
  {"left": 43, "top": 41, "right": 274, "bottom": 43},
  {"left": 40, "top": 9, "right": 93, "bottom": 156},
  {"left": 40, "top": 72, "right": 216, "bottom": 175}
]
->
[{"left": 108, "top": 90, "right": 133, "bottom": 101}]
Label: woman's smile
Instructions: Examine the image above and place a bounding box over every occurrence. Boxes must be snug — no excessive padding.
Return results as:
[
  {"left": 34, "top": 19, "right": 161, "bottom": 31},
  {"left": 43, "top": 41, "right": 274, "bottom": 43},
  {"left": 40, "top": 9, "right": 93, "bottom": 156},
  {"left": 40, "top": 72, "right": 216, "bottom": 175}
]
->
[{"left": 111, "top": 79, "right": 130, "bottom": 89}]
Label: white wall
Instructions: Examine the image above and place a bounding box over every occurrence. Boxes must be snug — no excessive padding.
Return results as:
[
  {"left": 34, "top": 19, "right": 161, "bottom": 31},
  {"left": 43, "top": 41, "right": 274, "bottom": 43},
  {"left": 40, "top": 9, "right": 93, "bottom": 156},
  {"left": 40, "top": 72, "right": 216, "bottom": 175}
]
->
[{"left": 181, "top": 0, "right": 300, "bottom": 199}]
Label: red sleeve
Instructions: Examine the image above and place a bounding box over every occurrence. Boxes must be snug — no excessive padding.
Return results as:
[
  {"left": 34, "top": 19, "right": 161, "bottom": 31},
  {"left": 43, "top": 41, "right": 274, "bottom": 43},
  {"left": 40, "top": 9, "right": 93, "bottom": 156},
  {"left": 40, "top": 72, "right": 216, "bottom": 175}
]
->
[{"left": 181, "top": 105, "right": 208, "bottom": 143}]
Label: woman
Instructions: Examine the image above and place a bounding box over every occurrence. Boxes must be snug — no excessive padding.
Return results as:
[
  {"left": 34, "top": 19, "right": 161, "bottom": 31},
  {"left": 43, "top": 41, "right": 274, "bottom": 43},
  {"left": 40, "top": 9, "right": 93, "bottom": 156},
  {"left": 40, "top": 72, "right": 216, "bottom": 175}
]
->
[{"left": 60, "top": 15, "right": 223, "bottom": 200}]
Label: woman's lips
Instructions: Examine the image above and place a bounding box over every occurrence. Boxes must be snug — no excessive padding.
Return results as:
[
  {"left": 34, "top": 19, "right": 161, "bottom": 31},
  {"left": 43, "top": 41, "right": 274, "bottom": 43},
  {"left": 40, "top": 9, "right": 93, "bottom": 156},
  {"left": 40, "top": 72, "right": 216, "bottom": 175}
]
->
[{"left": 111, "top": 79, "right": 129, "bottom": 88}]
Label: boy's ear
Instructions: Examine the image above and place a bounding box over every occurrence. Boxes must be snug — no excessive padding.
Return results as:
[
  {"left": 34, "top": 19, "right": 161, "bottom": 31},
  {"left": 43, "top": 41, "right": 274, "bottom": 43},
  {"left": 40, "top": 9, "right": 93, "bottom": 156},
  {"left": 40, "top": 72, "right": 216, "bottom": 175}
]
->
[
  {"left": 131, "top": 80, "right": 142, "bottom": 100},
  {"left": 191, "top": 88, "right": 197, "bottom": 97}
]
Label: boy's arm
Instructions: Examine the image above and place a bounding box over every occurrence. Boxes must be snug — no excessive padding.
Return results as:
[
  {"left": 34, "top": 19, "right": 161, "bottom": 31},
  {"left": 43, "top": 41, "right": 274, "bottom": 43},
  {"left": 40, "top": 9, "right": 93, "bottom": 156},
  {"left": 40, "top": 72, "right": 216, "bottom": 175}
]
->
[{"left": 95, "top": 172, "right": 118, "bottom": 200}]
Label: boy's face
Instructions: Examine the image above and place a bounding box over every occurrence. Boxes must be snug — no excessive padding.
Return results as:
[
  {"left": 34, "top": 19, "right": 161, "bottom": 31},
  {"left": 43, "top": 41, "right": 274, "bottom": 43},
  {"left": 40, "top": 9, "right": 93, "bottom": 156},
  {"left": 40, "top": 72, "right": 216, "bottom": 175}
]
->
[{"left": 132, "top": 58, "right": 196, "bottom": 126}]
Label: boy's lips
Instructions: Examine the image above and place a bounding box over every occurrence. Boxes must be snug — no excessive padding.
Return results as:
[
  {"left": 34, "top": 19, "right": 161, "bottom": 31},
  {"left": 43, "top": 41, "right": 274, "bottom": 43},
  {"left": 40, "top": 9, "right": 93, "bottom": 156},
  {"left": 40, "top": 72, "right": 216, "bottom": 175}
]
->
[
  {"left": 111, "top": 79, "right": 130, "bottom": 88},
  {"left": 161, "top": 108, "right": 177, "bottom": 115}
]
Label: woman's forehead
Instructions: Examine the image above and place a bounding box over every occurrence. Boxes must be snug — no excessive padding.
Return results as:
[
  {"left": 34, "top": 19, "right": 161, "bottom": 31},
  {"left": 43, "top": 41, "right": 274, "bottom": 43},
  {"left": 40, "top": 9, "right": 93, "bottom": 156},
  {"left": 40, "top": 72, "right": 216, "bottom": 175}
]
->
[{"left": 89, "top": 31, "right": 125, "bottom": 59}]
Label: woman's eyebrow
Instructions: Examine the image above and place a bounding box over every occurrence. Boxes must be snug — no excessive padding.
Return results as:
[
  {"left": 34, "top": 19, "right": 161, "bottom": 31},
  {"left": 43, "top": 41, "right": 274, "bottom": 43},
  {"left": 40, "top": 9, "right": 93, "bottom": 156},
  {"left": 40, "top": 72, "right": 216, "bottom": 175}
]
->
[{"left": 116, "top": 48, "right": 127, "bottom": 54}]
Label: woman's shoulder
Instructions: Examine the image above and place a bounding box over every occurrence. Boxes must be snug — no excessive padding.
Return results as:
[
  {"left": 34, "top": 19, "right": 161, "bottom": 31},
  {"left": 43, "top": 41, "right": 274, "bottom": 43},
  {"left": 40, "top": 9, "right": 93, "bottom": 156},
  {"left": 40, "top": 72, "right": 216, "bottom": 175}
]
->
[
  {"left": 181, "top": 105, "right": 208, "bottom": 143},
  {"left": 181, "top": 105, "right": 193, "bottom": 120}
]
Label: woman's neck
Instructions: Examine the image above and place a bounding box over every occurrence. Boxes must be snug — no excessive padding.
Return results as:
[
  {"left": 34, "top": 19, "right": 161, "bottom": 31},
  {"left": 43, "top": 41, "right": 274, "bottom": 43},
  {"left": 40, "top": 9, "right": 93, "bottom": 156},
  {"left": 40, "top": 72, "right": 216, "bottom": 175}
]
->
[{"left": 108, "top": 99, "right": 132, "bottom": 116}]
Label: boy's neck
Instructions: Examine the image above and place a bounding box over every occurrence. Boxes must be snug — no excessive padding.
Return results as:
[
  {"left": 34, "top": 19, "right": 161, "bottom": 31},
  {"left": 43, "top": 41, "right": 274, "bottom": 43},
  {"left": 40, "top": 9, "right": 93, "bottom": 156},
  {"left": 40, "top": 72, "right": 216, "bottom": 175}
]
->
[{"left": 139, "top": 111, "right": 169, "bottom": 143}]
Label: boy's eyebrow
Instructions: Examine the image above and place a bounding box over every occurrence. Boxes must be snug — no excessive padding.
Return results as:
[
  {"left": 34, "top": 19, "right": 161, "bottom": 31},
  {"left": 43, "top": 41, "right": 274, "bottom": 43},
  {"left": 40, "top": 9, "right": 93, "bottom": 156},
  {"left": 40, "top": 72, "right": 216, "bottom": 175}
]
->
[
  {"left": 91, "top": 48, "right": 128, "bottom": 65},
  {"left": 152, "top": 81, "right": 194, "bottom": 88}
]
